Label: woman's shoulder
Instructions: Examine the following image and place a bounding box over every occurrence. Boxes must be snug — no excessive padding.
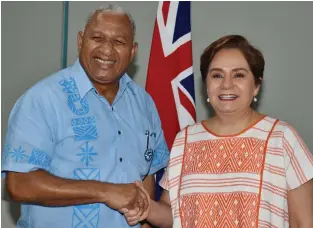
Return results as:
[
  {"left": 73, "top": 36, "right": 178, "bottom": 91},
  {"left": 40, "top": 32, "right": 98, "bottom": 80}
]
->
[
  {"left": 265, "top": 116, "right": 307, "bottom": 145},
  {"left": 179, "top": 121, "right": 206, "bottom": 134},
  {"left": 267, "top": 116, "right": 297, "bottom": 134},
  {"left": 259, "top": 115, "right": 293, "bottom": 132}
]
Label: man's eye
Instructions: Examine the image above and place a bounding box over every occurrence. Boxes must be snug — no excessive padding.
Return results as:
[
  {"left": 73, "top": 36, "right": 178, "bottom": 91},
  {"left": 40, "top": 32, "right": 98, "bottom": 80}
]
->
[
  {"left": 114, "top": 40, "right": 125, "bottom": 45},
  {"left": 92, "top": 36, "right": 102, "bottom": 41}
]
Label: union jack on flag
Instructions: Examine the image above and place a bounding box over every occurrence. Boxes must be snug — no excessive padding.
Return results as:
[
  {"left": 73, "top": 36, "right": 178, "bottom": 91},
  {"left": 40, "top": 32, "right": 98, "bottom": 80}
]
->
[{"left": 146, "top": 1, "right": 196, "bottom": 199}]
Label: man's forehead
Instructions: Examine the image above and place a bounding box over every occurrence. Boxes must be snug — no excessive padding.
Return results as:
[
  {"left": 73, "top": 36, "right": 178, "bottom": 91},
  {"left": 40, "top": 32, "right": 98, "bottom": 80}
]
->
[
  {"left": 82, "top": 11, "right": 135, "bottom": 41},
  {"left": 88, "top": 11, "right": 131, "bottom": 28}
]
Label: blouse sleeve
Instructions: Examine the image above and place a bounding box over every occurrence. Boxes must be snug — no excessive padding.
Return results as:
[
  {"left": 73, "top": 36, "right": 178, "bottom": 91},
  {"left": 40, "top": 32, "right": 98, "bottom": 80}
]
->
[
  {"left": 282, "top": 123, "right": 313, "bottom": 190},
  {"left": 158, "top": 127, "right": 188, "bottom": 191}
]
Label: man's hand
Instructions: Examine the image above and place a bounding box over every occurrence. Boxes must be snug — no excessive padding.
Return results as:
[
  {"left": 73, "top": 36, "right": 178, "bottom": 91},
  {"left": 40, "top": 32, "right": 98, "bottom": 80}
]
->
[
  {"left": 104, "top": 182, "right": 149, "bottom": 212},
  {"left": 120, "top": 181, "right": 151, "bottom": 226}
]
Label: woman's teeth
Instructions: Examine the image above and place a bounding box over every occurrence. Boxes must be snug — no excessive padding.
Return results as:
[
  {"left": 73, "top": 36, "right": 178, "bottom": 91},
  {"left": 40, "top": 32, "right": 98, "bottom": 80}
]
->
[{"left": 218, "top": 94, "right": 238, "bottom": 100}]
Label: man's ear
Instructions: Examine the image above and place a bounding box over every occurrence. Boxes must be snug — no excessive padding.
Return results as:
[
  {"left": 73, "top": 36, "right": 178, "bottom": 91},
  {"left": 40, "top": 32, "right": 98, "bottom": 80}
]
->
[
  {"left": 77, "top": 31, "right": 84, "bottom": 53},
  {"left": 130, "top": 42, "right": 138, "bottom": 62}
]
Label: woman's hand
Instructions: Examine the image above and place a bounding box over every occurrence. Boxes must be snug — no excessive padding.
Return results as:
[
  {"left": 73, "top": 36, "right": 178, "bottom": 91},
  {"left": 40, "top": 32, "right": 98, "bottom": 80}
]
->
[{"left": 120, "top": 181, "right": 151, "bottom": 226}]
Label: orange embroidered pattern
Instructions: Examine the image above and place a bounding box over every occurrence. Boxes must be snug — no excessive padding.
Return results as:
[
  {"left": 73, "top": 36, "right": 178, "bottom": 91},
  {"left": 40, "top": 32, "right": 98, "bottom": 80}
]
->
[
  {"left": 180, "top": 193, "right": 258, "bottom": 227},
  {"left": 159, "top": 117, "right": 313, "bottom": 228},
  {"left": 183, "top": 138, "right": 266, "bottom": 175},
  {"left": 180, "top": 137, "right": 265, "bottom": 227}
]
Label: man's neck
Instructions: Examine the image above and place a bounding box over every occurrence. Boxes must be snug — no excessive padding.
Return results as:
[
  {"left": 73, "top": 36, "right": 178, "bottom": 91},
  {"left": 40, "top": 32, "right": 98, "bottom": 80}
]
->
[{"left": 94, "top": 82, "right": 119, "bottom": 105}]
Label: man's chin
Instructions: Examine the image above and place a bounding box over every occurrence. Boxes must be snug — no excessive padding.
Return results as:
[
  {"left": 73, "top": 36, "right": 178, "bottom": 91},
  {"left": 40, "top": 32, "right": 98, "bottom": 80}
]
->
[{"left": 92, "top": 74, "right": 120, "bottom": 85}]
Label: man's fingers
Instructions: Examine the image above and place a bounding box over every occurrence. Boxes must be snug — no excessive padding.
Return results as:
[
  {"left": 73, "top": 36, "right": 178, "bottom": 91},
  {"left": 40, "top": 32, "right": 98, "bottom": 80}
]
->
[
  {"left": 134, "top": 180, "right": 143, "bottom": 187},
  {"left": 125, "top": 208, "right": 140, "bottom": 217},
  {"left": 137, "top": 189, "right": 149, "bottom": 215},
  {"left": 138, "top": 186, "right": 150, "bottom": 212},
  {"left": 135, "top": 181, "right": 150, "bottom": 202},
  {"left": 133, "top": 181, "right": 150, "bottom": 216},
  {"left": 128, "top": 221, "right": 138, "bottom": 226},
  {"left": 138, "top": 198, "right": 150, "bottom": 222},
  {"left": 138, "top": 204, "right": 150, "bottom": 222},
  {"left": 137, "top": 185, "right": 148, "bottom": 201},
  {"left": 126, "top": 218, "right": 140, "bottom": 226},
  {"left": 119, "top": 208, "right": 128, "bottom": 214},
  {"left": 125, "top": 215, "right": 140, "bottom": 226},
  {"left": 126, "top": 214, "right": 141, "bottom": 221},
  {"left": 137, "top": 196, "right": 145, "bottom": 216},
  {"left": 124, "top": 208, "right": 141, "bottom": 226}
]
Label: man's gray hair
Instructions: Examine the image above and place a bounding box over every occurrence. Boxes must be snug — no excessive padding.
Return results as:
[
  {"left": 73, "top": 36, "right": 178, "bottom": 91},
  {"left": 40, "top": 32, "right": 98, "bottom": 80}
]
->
[{"left": 84, "top": 4, "right": 136, "bottom": 39}]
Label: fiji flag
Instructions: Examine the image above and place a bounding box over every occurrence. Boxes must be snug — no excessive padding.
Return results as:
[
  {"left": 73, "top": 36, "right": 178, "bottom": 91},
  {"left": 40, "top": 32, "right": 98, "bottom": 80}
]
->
[{"left": 146, "top": 1, "right": 196, "bottom": 199}]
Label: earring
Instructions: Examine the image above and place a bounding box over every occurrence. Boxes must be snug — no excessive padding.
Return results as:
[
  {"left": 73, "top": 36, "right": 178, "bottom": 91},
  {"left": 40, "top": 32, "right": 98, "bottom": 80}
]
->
[
  {"left": 206, "top": 97, "right": 210, "bottom": 103},
  {"left": 253, "top": 97, "right": 257, "bottom": 102}
]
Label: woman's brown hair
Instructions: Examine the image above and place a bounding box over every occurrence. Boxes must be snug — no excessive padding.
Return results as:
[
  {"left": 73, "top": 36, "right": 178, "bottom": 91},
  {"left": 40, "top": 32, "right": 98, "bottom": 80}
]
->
[{"left": 200, "top": 35, "right": 264, "bottom": 85}]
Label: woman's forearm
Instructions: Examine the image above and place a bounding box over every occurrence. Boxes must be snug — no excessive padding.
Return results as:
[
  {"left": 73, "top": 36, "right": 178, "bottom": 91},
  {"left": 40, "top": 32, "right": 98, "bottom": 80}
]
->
[{"left": 146, "top": 200, "right": 173, "bottom": 228}]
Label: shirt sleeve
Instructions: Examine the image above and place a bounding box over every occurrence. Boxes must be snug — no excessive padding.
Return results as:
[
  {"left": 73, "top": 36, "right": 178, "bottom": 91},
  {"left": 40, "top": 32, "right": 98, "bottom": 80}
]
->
[
  {"left": 282, "top": 123, "right": 313, "bottom": 190},
  {"left": 2, "top": 90, "right": 55, "bottom": 176},
  {"left": 147, "top": 96, "right": 170, "bottom": 175}
]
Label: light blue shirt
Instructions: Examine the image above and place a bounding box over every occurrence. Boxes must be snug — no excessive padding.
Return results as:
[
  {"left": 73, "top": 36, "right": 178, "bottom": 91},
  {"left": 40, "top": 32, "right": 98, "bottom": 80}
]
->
[{"left": 2, "top": 60, "right": 170, "bottom": 228}]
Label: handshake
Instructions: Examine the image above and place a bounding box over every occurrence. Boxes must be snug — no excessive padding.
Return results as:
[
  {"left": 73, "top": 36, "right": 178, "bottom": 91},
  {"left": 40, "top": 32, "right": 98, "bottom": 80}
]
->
[
  {"left": 105, "top": 180, "right": 151, "bottom": 226},
  {"left": 120, "top": 181, "right": 150, "bottom": 226}
]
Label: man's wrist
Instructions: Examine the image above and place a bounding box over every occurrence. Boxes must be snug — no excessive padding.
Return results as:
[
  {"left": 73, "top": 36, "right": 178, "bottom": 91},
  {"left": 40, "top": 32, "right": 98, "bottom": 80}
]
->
[{"left": 96, "top": 182, "right": 112, "bottom": 204}]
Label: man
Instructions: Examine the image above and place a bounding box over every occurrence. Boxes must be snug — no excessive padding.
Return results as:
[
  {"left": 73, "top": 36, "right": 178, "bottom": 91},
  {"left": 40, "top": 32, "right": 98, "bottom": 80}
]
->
[{"left": 2, "top": 4, "right": 169, "bottom": 228}]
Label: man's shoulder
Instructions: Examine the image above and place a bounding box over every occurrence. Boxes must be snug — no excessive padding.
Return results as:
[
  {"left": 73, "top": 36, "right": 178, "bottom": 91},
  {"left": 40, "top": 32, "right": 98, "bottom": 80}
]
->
[
  {"left": 130, "top": 81, "right": 148, "bottom": 94},
  {"left": 18, "top": 67, "right": 73, "bottom": 107},
  {"left": 27, "top": 67, "right": 73, "bottom": 96},
  {"left": 128, "top": 80, "right": 153, "bottom": 102}
]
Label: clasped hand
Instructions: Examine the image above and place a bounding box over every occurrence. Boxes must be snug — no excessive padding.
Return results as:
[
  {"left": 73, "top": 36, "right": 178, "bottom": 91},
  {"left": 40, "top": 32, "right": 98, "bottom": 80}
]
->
[
  {"left": 120, "top": 181, "right": 151, "bottom": 226},
  {"left": 104, "top": 180, "right": 150, "bottom": 226}
]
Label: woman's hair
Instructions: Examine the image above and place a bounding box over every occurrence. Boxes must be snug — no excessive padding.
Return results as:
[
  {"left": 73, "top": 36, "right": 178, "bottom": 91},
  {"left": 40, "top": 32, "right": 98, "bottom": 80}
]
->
[{"left": 200, "top": 35, "right": 264, "bottom": 85}]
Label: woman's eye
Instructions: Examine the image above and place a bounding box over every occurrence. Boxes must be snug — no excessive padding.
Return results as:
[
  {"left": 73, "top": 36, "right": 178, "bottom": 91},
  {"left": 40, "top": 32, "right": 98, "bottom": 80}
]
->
[
  {"left": 234, "top": 73, "right": 244, "bottom": 78},
  {"left": 212, "top": 74, "right": 223, "bottom": 78}
]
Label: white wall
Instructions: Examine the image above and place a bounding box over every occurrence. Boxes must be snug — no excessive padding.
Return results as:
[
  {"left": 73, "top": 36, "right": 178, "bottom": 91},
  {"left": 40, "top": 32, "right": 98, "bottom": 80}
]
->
[
  {"left": 191, "top": 2, "right": 313, "bottom": 148},
  {"left": 1, "top": 2, "right": 63, "bottom": 227},
  {"left": 2, "top": 2, "right": 313, "bottom": 227},
  {"left": 67, "top": 2, "right": 313, "bottom": 150}
]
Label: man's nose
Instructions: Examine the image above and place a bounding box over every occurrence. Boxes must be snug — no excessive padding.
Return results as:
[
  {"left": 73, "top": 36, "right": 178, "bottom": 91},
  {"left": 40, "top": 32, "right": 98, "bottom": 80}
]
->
[{"left": 100, "top": 41, "right": 114, "bottom": 55}]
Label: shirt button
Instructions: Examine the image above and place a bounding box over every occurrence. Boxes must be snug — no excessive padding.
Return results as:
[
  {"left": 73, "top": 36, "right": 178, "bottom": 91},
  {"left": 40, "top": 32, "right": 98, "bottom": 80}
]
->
[
  {"left": 119, "top": 157, "right": 123, "bottom": 162},
  {"left": 118, "top": 130, "right": 121, "bottom": 135}
]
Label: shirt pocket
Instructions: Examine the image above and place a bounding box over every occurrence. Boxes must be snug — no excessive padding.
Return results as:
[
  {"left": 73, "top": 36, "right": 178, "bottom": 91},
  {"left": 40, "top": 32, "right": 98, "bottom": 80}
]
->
[{"left": 127, "top": 130, "right": 157, "bottom": 179}]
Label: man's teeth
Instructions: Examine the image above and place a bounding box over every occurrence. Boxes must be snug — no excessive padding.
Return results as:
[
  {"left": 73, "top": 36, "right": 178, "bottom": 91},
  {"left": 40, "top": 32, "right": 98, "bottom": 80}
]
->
[
  {"left": 219, "top": 95, "right": 238, "bottom": 100},
  {"left": 95, "top": 58, "right": 115, "bottom": 65}
]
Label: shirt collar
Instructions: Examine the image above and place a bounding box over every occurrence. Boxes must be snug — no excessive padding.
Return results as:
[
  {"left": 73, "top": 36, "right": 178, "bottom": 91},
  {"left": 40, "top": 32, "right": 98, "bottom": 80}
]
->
[
  {"left": 71, "top": 59, "right": 136, "bottom": 99},
  {"left": 70, "top": 59, "right": 94, "bottom": 99},
  {"left": 119, "top": 72, "right": 136, "bottom": 95}
]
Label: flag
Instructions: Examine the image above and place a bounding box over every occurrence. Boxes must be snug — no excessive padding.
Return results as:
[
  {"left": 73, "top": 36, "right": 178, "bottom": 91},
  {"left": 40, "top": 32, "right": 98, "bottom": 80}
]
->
[{"left": 146, "top": 1, "right": 196, "bottom": 199}]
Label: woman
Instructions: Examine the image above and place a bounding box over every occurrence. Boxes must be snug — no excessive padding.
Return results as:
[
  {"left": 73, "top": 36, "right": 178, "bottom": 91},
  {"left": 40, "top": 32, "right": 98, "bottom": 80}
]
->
[{"left": 123, "top": 35, "right": 313, "bottom": 227}]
